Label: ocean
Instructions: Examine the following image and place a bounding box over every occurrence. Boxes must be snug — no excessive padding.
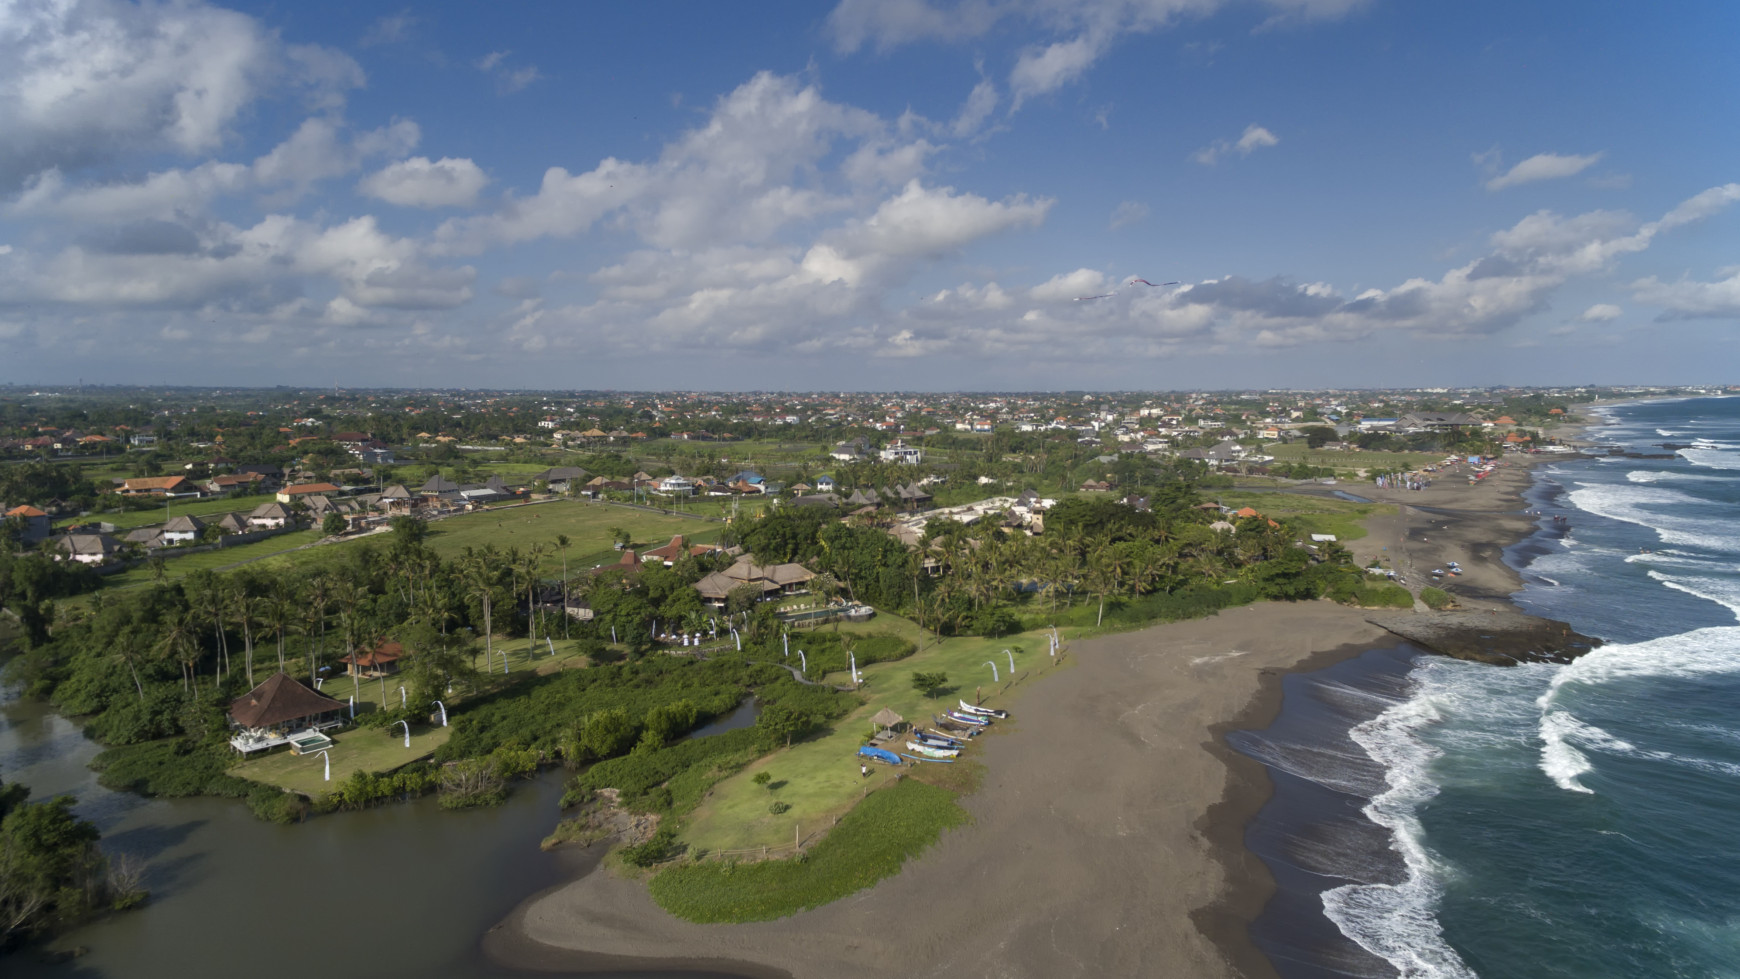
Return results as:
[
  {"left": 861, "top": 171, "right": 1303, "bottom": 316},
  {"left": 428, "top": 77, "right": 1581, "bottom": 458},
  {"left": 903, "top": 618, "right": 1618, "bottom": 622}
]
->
[{"left": 1235, "top": 396, "right": 1740, "bottom": 979}]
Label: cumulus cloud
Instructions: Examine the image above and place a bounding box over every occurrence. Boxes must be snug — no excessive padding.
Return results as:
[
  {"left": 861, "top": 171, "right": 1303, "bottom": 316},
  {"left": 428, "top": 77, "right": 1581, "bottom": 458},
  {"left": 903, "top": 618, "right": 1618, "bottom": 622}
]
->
[
  {"left": 1484, "top": 151, "right": 1604, "bottom": 191},
  {"left": 1579, "top": 303, "right": 1622, "bottom": 321},
  {"left": 0, "top": 0, "right": 363, "bottom": 191},
  {"left": 1632, "top": 267, "right": 1740, "bottom": 319},
  {"left": 360, "top": 157, "right": 490, "bottom": 208},
  {"left": 1193, "top": 124, "right": 1279, "bottom": 165}
]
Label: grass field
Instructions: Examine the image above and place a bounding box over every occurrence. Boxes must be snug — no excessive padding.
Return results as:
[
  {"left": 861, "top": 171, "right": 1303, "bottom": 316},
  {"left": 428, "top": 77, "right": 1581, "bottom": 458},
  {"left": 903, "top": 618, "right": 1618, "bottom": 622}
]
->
[
  {"left": 57, "top": 493, "right": 279, "bottom": 531},
  {"left": 1268, "top": 442, "right": 1448, "bottom": 473},
  {"left": 1211, "top": 490, "right": 1394, "bottom": 542},
  {"left": 418, "top": 499, "right": 724, "bottom": 575},
  {"left": 680, "top": 614, "right": 1066, "bottom": 855}
]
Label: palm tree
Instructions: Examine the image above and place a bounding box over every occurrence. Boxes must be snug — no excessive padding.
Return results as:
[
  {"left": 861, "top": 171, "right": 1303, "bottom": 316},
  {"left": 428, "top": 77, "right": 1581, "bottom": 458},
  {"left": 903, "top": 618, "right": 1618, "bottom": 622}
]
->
[
  {"left": 303, "top": 573, "right": 335, "bottom": 684},
  {"left": 113, "top": 630, "right": 147, "bottom": 702},
  {"left": 262, "top": 581, "right": 292, "bottom": 673},
  {"left": 155, "top": 609, "right": 199, "bottom": 693},
  {"left": 460, "top": 547, "right": 500, "bottom": 673},
  {"left": 555, "top": 534, "right": 572, "bottom": 639},
  {"left": 231, "top": 581, "right": 261, "bottom": 688}
]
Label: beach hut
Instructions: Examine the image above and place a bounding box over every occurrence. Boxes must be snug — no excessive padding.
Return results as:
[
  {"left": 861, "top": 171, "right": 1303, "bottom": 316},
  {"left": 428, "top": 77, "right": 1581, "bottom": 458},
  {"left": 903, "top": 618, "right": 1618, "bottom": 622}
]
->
[{"left": 870, "top": 707, "right": 905, "bottom": 741}]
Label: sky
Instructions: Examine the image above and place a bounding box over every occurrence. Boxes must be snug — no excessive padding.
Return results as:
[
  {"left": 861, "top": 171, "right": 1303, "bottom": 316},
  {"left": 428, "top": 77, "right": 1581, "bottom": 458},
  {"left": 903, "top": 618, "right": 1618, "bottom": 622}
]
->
[{"left": 1, "top": 0, "right": 1736, "bottom": 391}]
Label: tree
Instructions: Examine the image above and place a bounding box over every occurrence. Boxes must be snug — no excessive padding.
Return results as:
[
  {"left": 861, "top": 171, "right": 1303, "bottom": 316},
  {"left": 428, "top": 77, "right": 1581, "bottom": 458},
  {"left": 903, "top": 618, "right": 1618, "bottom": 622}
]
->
[
  {"left": 911, "top": 671, "right": 949, "bottom": 699},
  {"left": 321, "top": 512, "right": 347, "bottom": 536},
  {"left": 609, "top": 526, "right": 632, "bottom": 548}
]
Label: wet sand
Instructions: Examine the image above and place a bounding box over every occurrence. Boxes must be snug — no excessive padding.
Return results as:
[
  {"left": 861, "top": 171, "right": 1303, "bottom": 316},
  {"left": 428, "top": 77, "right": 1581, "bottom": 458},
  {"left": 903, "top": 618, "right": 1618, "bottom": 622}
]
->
[{"left": 493, "top": 457, "right": 1567, "bottom": 979}]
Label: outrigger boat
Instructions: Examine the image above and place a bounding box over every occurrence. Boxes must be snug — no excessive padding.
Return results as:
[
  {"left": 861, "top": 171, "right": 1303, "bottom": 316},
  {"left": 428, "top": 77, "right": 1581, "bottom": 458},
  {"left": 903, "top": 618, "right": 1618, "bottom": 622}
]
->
[
  {"left": 945, "top": 710, "right": 992, "bottom": 726},
  {"left": 914, "top": 732, "right": 962, "bottom": 749},
  {"left": 905, "top": 741, "right": 960, "bottom": 759},
  {"left": 858, "top": 744, "right": 903, "bottom": 766},
  {"left": 957, "top": 700, "right": 1009, "bottom": 719}
]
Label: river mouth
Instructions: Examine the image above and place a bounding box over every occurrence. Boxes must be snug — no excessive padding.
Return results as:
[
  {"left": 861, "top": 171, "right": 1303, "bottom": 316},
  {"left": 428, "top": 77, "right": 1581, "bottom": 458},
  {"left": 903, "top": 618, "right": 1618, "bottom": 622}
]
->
[{"left": 0, "top": 684, "right": 742, "bottom": 978}]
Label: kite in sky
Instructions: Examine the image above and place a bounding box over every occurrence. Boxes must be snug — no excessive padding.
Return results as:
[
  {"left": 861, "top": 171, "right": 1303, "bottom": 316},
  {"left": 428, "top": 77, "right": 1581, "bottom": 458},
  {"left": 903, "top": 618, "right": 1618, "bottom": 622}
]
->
[{"left": 1074, "top": 277, "right": 1180, "bottom": 301}]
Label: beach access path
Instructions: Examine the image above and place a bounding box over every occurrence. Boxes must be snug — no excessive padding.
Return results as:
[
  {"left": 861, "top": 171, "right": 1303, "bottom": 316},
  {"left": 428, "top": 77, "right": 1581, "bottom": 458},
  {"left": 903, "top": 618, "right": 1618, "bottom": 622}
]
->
[{"left": 495, "top": 601, "right": 1391, "bottom": 979}]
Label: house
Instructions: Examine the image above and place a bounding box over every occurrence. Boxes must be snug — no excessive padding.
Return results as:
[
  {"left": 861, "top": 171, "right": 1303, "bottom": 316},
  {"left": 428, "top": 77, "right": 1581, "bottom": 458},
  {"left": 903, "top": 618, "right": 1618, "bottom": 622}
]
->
[
  {"left": 814, "top": 475, "right": 837, "bottom": 492},
  {"left": 376, "top": 484, "right": 417, "bottom": 512},
  {"left": 215, "top": 511, "right": 252, "bottom": 535},
  {"left": 830, "top": 439, "right": 872, "bottom": 462},
  {"left": 655, "top": 475, "right": 695, "bottom": 496},
  {"left": 277, "top": 482, "right": 342, "bottom": 504},
  {"left": 4, "top": 504, "right": 51, "bottom": 543},
  {"left": 248, "top": 501, "right": 294, "bottom": 529},
  {"left": 123, "top": 527, "right": 165, "bottom": 549},
  {"left": 162, "top": 514, "right": 206, "bottom": 543},
  {"left": 227, "top": 672, "right": 347, "bottom": 754},
  {"left": 358, "top": 447, "right": 395, "bottom": 466},
  {"left": 641, "top": 535, "right": 722, "bottom": 565},
  {"left": 879, "top": 440, "right": 923, "bottom": 465},
  {"left": 118, "top": 475, "right": 195, "bottom": 497},
  {"left": 205, "top": 472, "right": 268, "bottom": 497},
  {"left": 54, "top": 533, "right": 122, "bottom": 564},
  {"left": 418, "top": 475, "right": 462, "bottom": 501},
  {"left": 342, "top": 641, "right": 404, "bottom": 678},
  {"left": 1398, "top": 412, "right": 1478, "bottom": 432},
  {"left": 533, "top": 466, "right": 590, "bottom": 492}
]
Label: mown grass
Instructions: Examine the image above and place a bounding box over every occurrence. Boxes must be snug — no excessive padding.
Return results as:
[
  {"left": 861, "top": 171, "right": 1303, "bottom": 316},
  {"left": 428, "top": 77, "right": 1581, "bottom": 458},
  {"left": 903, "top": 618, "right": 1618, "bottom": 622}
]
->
[
  {"left": 57, "top": 493, "right": 280, "bottom": 531},
  {"left": 1268, "top": 442, "right": 1447, "bottom": 474},
  {"left": 420, "top": 499, "right": 721, "bottom": 575},
  {"left": 1212, "top": 490, "right": 1395, "bottom": 542},
  {"left": 237, "top": 724, "right": 453, "bottom": 796},
  {"left": 648, "top": 778, "right": 968, "bottom": 922},
  {"left": 680, "top": 618, "right": 1055, "bottom": 855}
]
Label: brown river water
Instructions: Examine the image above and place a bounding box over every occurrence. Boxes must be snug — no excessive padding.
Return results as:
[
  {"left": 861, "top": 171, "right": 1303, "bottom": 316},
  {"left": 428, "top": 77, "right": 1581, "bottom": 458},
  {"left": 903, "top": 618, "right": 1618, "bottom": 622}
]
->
[{"left": 0, "top": 686, "right": 745, "bottom": 979}]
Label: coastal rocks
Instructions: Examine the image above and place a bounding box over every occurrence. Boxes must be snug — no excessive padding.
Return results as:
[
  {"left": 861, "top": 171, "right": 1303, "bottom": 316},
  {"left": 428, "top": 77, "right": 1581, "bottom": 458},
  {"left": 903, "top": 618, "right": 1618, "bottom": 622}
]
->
[{"left": 1365, "top": 609, "right": 1600, "bottom": 665}]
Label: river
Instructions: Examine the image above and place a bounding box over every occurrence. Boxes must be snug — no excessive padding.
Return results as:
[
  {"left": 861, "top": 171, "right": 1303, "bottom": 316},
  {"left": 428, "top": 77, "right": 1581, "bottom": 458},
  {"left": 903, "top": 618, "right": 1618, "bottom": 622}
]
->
[{"left": 0, "top": 684, "right": 738, "bottom": 978}]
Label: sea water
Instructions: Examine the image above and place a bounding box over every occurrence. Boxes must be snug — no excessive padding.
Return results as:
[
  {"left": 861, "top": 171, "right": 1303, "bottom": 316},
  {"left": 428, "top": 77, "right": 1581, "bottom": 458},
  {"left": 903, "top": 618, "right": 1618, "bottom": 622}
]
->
[{"left": 1238, "top": 395, "right": 1740, "bottom": 978}]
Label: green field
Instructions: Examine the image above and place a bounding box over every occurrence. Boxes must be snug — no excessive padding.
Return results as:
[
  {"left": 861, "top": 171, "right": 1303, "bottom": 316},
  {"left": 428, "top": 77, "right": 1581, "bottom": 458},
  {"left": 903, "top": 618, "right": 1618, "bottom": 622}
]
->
[
  {"left": 87, "top": 530, "right": 325, "bottom": 597},
  {"left": 680, "top": 614, "right": 1065, "bottom": 855},
  {"left": 417, "top": 499, "right": 724, "bottom": 575},
  {"left": 237, "top": 725, "right": 453, "bottom": 796},
  {"left": 57, "top": 493, "right": 278, "bottom": 531},
  {"left": 1211, "top": 490, "right": 1394, "bottom": 542},
  {"left": 1268, "top": 442, "right": 1448, "bottom": 473}
]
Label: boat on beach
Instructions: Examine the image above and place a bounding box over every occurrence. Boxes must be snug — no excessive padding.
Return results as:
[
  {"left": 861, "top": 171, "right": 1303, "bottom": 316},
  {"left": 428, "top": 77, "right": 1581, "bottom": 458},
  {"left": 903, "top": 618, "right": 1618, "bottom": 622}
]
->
[
  {"left": 957, "top": 700, "right": 1009, "bottom": 718},
  {"left": 905, "top": 741, "right": 960, "bottom": 759},
  {"left": 945, "top": 710, "right": 992, "bottom": 726},
  {"left": 858, "top": 744, "right": 903, "bottom": 766}
]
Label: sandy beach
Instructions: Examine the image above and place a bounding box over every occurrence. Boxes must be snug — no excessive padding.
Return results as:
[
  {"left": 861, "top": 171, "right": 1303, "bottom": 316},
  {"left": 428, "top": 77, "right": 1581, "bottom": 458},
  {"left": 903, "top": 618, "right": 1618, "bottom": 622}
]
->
[{"left": 492, "top": 455, "right": 1574, "bottom": 979}]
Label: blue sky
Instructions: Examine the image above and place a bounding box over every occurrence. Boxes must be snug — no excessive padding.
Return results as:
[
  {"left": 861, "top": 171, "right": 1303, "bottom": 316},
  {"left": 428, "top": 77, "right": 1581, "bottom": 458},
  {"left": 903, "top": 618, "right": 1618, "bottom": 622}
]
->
[{"left": 1, "top": 0, "right": 1736, "bottom": 390}]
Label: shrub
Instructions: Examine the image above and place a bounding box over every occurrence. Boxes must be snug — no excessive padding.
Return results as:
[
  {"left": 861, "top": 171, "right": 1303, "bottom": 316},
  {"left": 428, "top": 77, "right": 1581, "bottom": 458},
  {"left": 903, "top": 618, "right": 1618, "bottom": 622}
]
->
[
  {"left": 768, "top": 801, "right": 791, "bottom": 815},
  {"left": 1420, "top": 586, "right": 1455, "bottom": 610}
]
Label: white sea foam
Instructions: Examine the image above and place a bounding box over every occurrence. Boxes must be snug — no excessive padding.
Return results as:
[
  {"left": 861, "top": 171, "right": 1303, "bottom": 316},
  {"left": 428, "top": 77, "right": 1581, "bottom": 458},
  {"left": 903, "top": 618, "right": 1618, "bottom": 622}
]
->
[
  {"left": 1320, "top": 682, "right": 1479, "bottom": 978},
  {"left": 1625, "top": 550, "right": 1738, "bottom": 572},
  {"left": 1566, "top": 483, "right": 1740, "bottom": 551},
  {"left": 1537, "top": 711, "right": 1596, "bottom": 792},
  {"left": 1678, "top": 448, "right": 1740, "bottom": 470},
  {"left": 1543, "top": 626, "right": 1740, "bottom": 701},
  {"left": 1626, "top": 469, "right": 1724, "bottom": 484},
  {"left": 1647, "top": 571, "right": 1740, "bottom": 619}
]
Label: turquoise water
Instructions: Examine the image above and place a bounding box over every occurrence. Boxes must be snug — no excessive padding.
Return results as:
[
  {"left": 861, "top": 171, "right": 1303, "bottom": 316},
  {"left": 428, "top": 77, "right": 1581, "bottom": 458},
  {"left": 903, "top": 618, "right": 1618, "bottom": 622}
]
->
[{"left": 1241, "top": 396, "right": 1740, "bottom": 978}]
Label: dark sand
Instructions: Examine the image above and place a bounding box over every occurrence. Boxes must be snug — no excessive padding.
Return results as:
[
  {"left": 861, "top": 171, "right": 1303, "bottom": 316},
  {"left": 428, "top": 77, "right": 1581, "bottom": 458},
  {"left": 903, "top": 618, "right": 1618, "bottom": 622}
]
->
[{"left": 493, "top": 456, "right": 1568, "bottom": 979}]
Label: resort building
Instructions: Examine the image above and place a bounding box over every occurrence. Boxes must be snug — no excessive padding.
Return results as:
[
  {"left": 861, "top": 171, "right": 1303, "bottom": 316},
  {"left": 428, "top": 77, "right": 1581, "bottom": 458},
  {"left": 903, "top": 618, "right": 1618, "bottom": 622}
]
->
[{"left": 227, "top": 672, "right": 348, "bottom": 755}]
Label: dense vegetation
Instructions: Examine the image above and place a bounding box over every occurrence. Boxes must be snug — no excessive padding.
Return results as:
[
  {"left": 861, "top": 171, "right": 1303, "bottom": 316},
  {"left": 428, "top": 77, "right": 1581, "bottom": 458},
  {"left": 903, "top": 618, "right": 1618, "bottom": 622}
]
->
[{"left": 0, "top": 774, "right": 144, "bottom": 949}]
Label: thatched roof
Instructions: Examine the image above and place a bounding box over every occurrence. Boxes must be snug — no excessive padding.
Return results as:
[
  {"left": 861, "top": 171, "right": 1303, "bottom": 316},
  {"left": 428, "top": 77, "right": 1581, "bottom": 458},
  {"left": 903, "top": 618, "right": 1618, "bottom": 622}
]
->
[
  {"left": 871, "top": 707, "right": 904, "bottom": 729},
  {"left": 229, "top": 672, "right": 345, "bottom": 728}
]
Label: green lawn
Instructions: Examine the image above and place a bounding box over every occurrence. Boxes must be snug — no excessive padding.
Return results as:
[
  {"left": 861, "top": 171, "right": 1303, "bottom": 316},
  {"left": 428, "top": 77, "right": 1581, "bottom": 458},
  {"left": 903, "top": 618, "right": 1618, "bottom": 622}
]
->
[
  {"left": 1268, "top": 442, "right": 1448, "bottom": 473},
  {"left": 1210, "top": 490, "right": 1395, "bottom": 542},
  {"left": 681, "top": 615, "right": 1064, "bottom": 854},
  {"left": 237, "top": 724, "right": 453, "bottom": 796},
  {"left": 420, "top": 499, "right": 724, "bottom": 575}
]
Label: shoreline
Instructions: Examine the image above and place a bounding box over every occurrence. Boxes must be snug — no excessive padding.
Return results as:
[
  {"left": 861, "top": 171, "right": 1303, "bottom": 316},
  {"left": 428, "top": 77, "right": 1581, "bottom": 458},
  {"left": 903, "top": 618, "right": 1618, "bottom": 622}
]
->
[{"left": 489, "top": 456, "right": 1579, "bottom": 979}]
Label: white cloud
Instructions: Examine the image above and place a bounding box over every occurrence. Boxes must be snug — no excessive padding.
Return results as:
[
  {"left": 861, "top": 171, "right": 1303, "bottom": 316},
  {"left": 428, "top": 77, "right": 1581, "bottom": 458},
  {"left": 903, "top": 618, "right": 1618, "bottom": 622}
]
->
[
  {"left": 830, "top": 0, "right": 1368, "bottom": 106},
  {"left": 0, "top": 0, "right": 362, "bottom": 191},
  {"left": 361, "top": 10, "right": 415, "bottom": 47},
  {"left": 951, "top": 78, "right": 998, "bottom": 138},
  {"left": 1579, "top": 303, "right": 1622, "bottom": 321},
  {"left": 1484, "top": 152, "right": 1604, "bottom": 191},
  {"left": 360, "top": 157, "right": 490, "bottom": 208},
  {"left": 1193, "top": 124, "right": 1279, "bottom": 165},
  {"left": 1632, "top": 268, "right": 1740, "bottom": 319},
  {"left": 476, "top": 50, "right": 541, "bottom": 94},
  {"left": 1109, "top": 200, "right": 1149, "bottom": 229}
]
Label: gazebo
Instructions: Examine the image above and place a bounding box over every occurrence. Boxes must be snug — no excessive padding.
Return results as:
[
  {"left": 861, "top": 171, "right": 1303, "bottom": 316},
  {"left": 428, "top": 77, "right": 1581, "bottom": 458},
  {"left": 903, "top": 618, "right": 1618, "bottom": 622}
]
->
[
  {"left": 870, "top": 707, "right": 905, "bottom": 741},
  {"left": 228, "top": 672, "right": 348, "bottom": 755}
]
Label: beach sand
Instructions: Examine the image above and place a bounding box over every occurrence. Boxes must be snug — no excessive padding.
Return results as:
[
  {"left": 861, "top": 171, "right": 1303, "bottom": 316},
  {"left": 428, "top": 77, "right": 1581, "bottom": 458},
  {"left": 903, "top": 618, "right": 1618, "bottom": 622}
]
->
[{"left": 491, "top": 456, "right": 1568, "bottom": 979}]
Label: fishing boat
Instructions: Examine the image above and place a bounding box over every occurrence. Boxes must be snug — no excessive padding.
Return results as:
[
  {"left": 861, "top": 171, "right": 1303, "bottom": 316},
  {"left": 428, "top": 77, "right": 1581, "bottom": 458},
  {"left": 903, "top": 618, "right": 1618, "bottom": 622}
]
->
[
  {"left": 945, "top": 710, "right": 991, "bottom": 726},
  {"left": 957, "top": 700, "right": 1009, "bottom": 718},
  {"left": 924, "top": 728, "right": 968, "bottom": 744},
  {"left": 857, "top": 744, "right": 903, "bottom": 766},
  {"left": 900, "top": 752, "right": 954, "bottom": 764},
  {"left": 905, "top": 741, "right": 959, "bottom": 759},
  {"left": 914, "top": 732, "right": 962, "bottom": 749}
]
